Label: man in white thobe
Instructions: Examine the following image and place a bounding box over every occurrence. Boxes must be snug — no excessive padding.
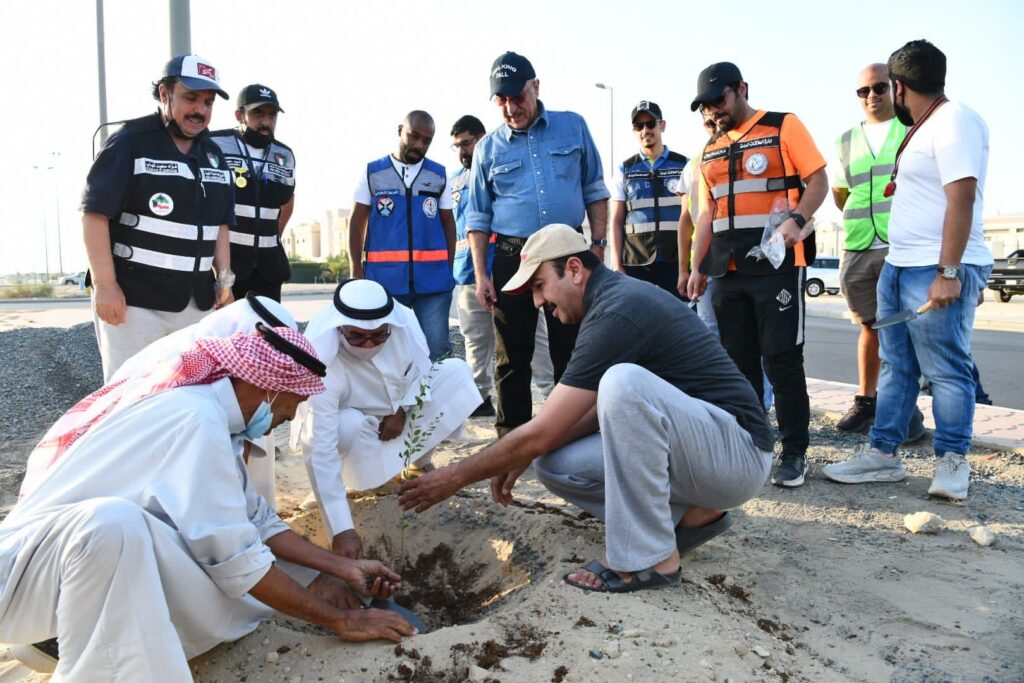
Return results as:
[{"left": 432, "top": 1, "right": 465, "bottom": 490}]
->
[
  {"left": 1, "top": 327, "right": 415, "bottom": 680},
  {"left": 292, "top": 279, "right": 479, "bottom": 559}
]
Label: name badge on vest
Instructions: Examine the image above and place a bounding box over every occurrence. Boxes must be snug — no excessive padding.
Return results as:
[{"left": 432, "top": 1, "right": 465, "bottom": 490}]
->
[{"left": 745, "top": 153, "right": 769, "bottom": 175}]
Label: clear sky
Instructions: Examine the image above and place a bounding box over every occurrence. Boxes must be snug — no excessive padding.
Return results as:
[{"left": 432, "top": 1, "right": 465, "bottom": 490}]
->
[{"left": 1, "top": 0, "right": 1021, "bottom": 275}]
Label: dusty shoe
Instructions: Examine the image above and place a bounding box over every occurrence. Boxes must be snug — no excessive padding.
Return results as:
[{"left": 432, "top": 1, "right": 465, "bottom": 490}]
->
[
  {"left": 837, "top": 395, "right": 876, "bottom": 432},
  {"left": 928, "top": 453, "right": 970, "bottom": 500},
  {"left": 772, "top": 454, "right": 808, "bottom": 487},
  {"left": 822, "top": 443, "right": 905, "bottom": 483}
]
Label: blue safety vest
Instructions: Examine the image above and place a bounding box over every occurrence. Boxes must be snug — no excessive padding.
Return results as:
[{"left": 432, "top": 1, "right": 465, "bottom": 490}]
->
[
  {"left": 621, "top": 148, "right": 688, "bottom": 265},
  {"left": 364, "top": 156, "right": 454, "bottom": 296},
  {"left": 450, "top": 166, "right": 494, "bottom": 285}
]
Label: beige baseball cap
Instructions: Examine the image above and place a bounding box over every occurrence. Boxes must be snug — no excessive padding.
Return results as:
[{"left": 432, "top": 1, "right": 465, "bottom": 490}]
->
[{"left": 501, "top": 224, "right": 589, "bottom": 294}]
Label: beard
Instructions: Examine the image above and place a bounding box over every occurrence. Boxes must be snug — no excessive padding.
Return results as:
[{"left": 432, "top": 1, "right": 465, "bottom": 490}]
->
[
  {"left": 893, "top": 102, "right": 915, "bottom": 127},
  {"left": 243, "top": 127, "right": 273, "bottom": 148}
]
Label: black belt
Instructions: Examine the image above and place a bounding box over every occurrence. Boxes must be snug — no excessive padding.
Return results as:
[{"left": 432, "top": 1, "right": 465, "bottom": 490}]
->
[{"left": 495, "top": 227, "right": 583, "bottom": 248}]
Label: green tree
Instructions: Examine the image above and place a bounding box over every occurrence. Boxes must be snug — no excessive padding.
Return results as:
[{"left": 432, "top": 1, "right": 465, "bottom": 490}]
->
[{"left": 323, "top": 252, "right": 350, "bottom": 282}]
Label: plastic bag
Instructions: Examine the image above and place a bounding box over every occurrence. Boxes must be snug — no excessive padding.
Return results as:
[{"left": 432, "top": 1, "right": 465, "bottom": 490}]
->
[{"left": 745, "top": 197, "right": 815, "bottom": 269}]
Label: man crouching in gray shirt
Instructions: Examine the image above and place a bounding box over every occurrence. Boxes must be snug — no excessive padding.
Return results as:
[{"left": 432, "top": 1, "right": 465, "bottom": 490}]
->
[{"left": 398, "top": 224, "right": 773, "bottom": 593}]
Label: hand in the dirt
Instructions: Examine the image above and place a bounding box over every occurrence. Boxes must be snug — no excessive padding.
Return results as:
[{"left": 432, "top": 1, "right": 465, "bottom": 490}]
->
[
  {"left": 335, "top": 558, "right": 401, "bottom": 598},
  {"left": 329, "top": 608, "right": 417, "bottom": 642},
  {"left": 398, "top": 465, "right": 461, "bottom": 513},
  {"left": 490, "top": 466, "right": 526, "bottom": 507},
  {"left": 307, "top": 572, "right": 363, "bottom": 611},
  {"left": 332, "top": 529, "right": 363, "bottom": 559}
]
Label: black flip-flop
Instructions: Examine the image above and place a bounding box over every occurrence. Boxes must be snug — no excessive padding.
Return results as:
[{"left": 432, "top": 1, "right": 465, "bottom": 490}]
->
[
  {"left": 675, "top": 511, "right": 733, "bottom": 556},
  {"left": 370, "top": 597, "right": 427, "bottom": 633},
  {"left": 563, "top": 559, "right": 682, "bottom": 593}
]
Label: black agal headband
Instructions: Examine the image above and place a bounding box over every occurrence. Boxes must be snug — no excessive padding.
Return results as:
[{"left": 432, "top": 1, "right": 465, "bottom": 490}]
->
[
  {"left": 255, "top": 323, "right": 326, "bottom": 377},
  {"left": 333, "top": 279, "right": 395, "bottom": 321}
]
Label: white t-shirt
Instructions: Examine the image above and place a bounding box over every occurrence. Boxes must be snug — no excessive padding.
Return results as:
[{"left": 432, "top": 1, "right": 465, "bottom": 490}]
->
[
  {"left": 886, "top": 101, "right": 993, "bottom": 267},
  {"left": 828, "top": 119, "right": 895, "bottom": 189},
  {"left": 353, "top": 156, "right": 453, "bottom": 209}
]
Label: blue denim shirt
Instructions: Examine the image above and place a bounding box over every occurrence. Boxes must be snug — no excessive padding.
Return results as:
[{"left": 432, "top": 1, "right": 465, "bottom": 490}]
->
[{"left": 466, "top": 102, "right": 609, "bottom": 237}]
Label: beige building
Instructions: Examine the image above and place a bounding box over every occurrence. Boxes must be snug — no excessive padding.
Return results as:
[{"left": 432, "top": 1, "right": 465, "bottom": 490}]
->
[
  {"left": 983, "top": 214, "right": 1023, "bottom": 257},
  {"left": 282, "top": 208, "right": 350, "bottom": 261}
]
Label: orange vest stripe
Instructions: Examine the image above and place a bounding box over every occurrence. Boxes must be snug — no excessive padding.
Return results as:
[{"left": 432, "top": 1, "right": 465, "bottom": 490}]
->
[{"left": 366, "top": 249, "right": 449, "bottom": 263}]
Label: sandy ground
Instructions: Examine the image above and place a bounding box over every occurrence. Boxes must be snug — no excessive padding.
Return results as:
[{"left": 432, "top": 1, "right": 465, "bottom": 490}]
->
[{"left": 2, "top": 403, "right": 1022, "bottom": 682}]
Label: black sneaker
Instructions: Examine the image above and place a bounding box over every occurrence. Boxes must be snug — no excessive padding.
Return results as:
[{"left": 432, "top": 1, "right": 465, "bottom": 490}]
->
[
  {"left": 772, "top": 454, "right": 808, "bottom": 487},
  {"left": 903, "top": 405, "right": 926, "bottom": 443},
  {"left": 837, "top": 395, "right": 876, "bottom": 432},
  {"left": 470, "top": 397, "right": 496, "bottom": 418}
]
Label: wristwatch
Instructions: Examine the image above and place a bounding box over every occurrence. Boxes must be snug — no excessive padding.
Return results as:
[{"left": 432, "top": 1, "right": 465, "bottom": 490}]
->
[
  {"left": 789, "top": 212, "right": 807, "bottom": 229},
  {"left": 591, "top": 238, "right": 608, "bottom": 247},
  {"left": 937, "top": 264, "right": 960, "bottom": 280}
]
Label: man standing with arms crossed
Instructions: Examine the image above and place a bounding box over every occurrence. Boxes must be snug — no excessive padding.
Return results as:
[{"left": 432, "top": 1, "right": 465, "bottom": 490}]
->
[
  {"left": 349, "top": 111, "right": 457, "bottom": 361},
  {"left": 609, "top": 101, "right": 688, "bottom": 297},
  {"left": 823, "top": 40, "right": 992, "bottom": 500},
  {"left": 209, "top": 84, "right": 296, "bottom": 301},
  {"left": 687, "top": 62, "right": 828, "bottom": 488},
  {"left": 467, "top": 51, "right": 609, "bottom": 437},
  {"left": 82, "top": 55, "right": 236, "bottom": 381}
]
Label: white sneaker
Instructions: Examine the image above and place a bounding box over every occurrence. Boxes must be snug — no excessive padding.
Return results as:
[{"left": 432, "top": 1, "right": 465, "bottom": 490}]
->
[
  {"left": 928, "top": 453, "right": 970, "bottom": 500},
  {"left": 822, "top": 443, "right": 906, "bottom": 484}
]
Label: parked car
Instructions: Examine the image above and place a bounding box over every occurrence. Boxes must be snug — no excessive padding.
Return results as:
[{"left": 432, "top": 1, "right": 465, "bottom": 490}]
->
[
  {"left": 987, "top": 249, "right": 1024, "bottom": 302},
  {"left": 58, "top": 272, "right": 85, "bottom": 286},
  {"left": 805, "top": 256, "right": 841, "bottom": 297}
]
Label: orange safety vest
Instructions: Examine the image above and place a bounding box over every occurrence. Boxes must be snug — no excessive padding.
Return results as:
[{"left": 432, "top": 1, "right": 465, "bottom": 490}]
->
[{"left": 699, "top": 111, "right": 815, "bottom": 276}]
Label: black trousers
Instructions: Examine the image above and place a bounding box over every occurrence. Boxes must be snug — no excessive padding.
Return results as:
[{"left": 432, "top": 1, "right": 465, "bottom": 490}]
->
[
  {"left": 623, "top": 261, "right": 687, "bottom": 300},
  {"left": 491, "top": 237, "right": 578, "bottom": 434},
  {"left": 713, "top": 267, "right": 809, "bottom": 456},
  {"left": 232, "top": 269, "right": 283, "bottom": 302}
]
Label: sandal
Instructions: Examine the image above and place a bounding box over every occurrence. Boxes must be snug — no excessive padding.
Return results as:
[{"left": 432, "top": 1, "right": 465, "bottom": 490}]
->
[
  {"left": 563, "top": 559, "right": 682, "bottom": 593},
  {"left": 675, "top": 511, "right": 733, "bottom": 556}
]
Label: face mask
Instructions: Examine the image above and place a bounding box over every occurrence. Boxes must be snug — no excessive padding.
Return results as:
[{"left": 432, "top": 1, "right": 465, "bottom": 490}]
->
[
  {"left": 340, "top": 334, "right": 385, "bottom": 361},
  {"left": 242, "top": 126, "right": 272, "bottom": 148},
  {"left": 241, "top": 392, "right": 277, "bottom": 439}
]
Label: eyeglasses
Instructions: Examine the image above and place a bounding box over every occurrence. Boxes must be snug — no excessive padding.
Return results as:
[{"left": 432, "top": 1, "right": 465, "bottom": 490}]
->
[
  {"left": 494, "top": 91, "right": 529, "bottom": 106},
  {"left": 632, "top": 119, "right": 658, "bottom": 131},
  {"left": 698, "top": 87, "right": 734, "bottom": 114},
  {"left": 450, "top": 137, "right": 479, "bottom": 151},
  {"left": 856, "top": 82, "right": 889, "bottom": 98},
  {"left": 341, "top": 326, "right": 391, "bottom": 345}
]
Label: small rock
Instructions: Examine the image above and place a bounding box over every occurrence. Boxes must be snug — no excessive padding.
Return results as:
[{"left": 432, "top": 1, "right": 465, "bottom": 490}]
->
[
  {"left": 283, "top": 665, "right": 291, "bottom": 674},
  {"left": 262, "top": 637, "right": 271, "bottom": 646},
  {"left": 589, "top": 649, "right": 604, "bottom": 660},
  {"left": 752, "top": 646, "right": 770, "bottom": 658},
  {"left": 621, "top": 628, "right": 646, "bottom": 639},
  {"left": 968, "top": 525, "right": 996, "bottom": 547},
  {"left": 467, "top": 664, "right": 491, "bottom": 681},
  {"left": 652, "top": 638, "right": 676, "bottom": 648},
  {"left": 290, "top": 677, "right": 301, "bottom": 683},
  {"left": 733, "top": 644, "right": 749, "bottom": 657},
  {"left": 601, "top": 641, "right": 621, "bottom": 659},
  {"left": 904, "top": 511, "right": 944, "bottom": 534},
  {"left": 265, "top": 651, "right": 279, "bottom": 664}
]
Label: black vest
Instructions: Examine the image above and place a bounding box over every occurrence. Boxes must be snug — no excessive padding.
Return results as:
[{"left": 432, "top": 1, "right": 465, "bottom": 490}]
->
[
  {"left": 208, "top": 130, "right": 295, "bottom": 281},
  {"left": 104, "top": 113, "right": 233, "bottom": 311}
]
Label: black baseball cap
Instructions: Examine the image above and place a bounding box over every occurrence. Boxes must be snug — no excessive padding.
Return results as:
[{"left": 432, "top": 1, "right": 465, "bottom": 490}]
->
[
  {"left": 631, "top": 100, "right": 663, "bottom": 122},
  {"left": 162, "top": 54, "right": 228, "bottom": 99},
  {"left": 490, "top": 52, "right": 536, "bottom": 97},
  {"left": 690, "top": 62, "right": 743, "bottom": 111},
  {"left": 237, "top": 84, "right": 284, "bottom": 112}
]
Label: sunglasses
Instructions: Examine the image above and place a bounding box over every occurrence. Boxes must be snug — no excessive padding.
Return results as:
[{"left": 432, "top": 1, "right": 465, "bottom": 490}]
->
[
  {"left": 450, "top": 137, "right": 479, "bottom": 151},
  {"left": 342, "top": 326, "right": 391, "bottom": 345},
  {"left": 698, "top": 87, "right": 734, "bottom": 114},
  {"left": 856, "top": 82, "right": 889, "bottom": 98},
  {"left": 632, "top": 119, "right": 658, "bottom": 131},
  {"left": 494, "top": 91, "right": 530, "bottom": 106}
]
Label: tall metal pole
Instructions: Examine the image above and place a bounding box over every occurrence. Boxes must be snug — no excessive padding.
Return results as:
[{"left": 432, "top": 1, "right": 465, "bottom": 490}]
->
[
  {"left": 53, "top": 154, "right": 63, "bottom": 274},
  {"left": 594, "top": 83, "right": 615, "bottom": 170},
  {"left": 96, "top": 0, "right": 109, "bottom": 147},
  {"left": 169, "top": 0, "right": 191, "bottom": 56}
]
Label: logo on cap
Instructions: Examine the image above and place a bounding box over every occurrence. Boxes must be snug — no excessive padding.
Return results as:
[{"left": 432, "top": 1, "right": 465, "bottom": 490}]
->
[
  {"left": 259, "top": 87, "right": 272, "bottom": 98},
  {"left": 197, "top": 63, "right": 216, "bottom": 79}
]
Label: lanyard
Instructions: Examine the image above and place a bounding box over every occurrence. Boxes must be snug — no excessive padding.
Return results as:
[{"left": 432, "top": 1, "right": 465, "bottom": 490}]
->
[
  {"left": 235, "top": 133, "right": 271, "bottom": 187},
  {"left": 883, "top": 95, "right": 948, "bottom": 198}
]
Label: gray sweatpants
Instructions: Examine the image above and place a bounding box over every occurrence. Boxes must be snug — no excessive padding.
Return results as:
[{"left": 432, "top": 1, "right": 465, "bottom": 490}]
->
[{"left": 535, "top": 364, "right": 771, "bottom": 572}]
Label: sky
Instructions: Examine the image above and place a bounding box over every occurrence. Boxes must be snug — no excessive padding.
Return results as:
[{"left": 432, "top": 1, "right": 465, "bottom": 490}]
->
[{"left": 2, "top": 0, "right": 1022, "bottom": 276}]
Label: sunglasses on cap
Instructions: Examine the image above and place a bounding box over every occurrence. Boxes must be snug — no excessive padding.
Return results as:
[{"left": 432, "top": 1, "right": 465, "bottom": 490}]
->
[
  {"left": 856, "top": 82, "right": 889, "bottom": 98},
  {"left": 632, "top": 119, "right": 658, "bottom": 131}
]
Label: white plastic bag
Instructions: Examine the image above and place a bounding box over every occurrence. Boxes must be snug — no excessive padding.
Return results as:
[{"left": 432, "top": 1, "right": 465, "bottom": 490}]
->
[{"left": 745, "top": 197, "right": 815, "bottom": 269}]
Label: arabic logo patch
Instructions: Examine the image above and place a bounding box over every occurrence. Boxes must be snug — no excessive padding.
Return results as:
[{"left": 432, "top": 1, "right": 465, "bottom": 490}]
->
[
  {"left": 149, "top": 192, "right": 174, "bottom": 217},
  {"left": 376, "top": 196, "right": 395, "bottom": 217},
  {"left": 745, "top": 152, "right": 768, "bottom": 176},
  {"left": 422, "top": 197, "right": 438, "bottom": 218}
]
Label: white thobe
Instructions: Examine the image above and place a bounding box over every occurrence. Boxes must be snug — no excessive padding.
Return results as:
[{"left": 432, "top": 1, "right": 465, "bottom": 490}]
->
[
  {"left": 292, "top": 305, "right": 479, "bottom": 537},
  {"left": 0, "top": 379, "right": 288, "bottom": 681}
]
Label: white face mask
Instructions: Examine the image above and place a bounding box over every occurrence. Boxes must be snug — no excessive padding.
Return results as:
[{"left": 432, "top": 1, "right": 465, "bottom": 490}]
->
[{"left": 340, "top": 334, "right": 386, "bottom": 360}]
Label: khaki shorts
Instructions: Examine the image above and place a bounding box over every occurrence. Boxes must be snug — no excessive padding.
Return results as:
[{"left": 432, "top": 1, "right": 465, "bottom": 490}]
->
[{"left": 840, "top": 248, "right": 888, "bottom": 325}]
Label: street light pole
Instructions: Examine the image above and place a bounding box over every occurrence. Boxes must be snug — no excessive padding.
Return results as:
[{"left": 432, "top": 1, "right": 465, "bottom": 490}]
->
[
  {"left": 594, "top": 83, "right": 614, "bottom": 171},
  {"left": 52, "top": 152, "right": 63, "bottom": 274},
  {"left": 32, "top": 164, "right": 54, "bottom": 281}
]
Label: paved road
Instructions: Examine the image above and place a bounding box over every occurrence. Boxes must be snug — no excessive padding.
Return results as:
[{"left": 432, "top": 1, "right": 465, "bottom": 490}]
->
[{"left": 805, "top": 316, "right": 1023, "bottom": 410}]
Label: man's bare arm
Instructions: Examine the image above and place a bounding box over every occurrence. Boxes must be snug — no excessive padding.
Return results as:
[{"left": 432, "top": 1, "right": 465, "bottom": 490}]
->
[
  {"left": 677, "top": 202, "right": 694, "bottom": 297},
  {"left": 469, "top": 230, "right": 496, "bottom": 310},
  {"left": 348, "top": 202, "right": 370, "bottom": 279},
  {"left": 440, "top": 208, "right": 457, "bottom": 266},
  {"left": 929, "top": 177, "right": 977, "bottom": 309},
  {"left": 586, "top": 199, "right": 609, "bottom": 259},
  {"left": 83, "top": 211, "right": 126, "bottom": 325},
  {"left": 831, "top": 187, "right": 849, "bottom": 211},
  {"left": 278, "top": 196, "right": 295, "bottom": 235},
  {"left": 608, "top": 200, "right": 626, "bottom": 271}
]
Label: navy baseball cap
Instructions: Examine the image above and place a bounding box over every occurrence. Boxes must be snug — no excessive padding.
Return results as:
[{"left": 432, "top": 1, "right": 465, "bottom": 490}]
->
[
  {"left": 162, "top": 54, "right": 228, "bottom": 99},
  {"left": 631, "top": 100, "right": 663, "bottom": 122},
  {"left": 490, "top": 52, "right": 536, "bottom": 97},
  {"left": 690, "top": 62, "right": 743, "bottom": 111},
  {"left": 237, "top": 84, "right": 284, "bottom": 112}
]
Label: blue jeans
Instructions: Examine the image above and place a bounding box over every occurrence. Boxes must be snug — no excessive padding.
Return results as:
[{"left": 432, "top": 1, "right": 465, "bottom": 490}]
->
[
  {"left": 394, "top": 290, "right": 453, "bottom": 361},
  {"left": 870, "top": 263, "right": 991, "bottom": 456}
]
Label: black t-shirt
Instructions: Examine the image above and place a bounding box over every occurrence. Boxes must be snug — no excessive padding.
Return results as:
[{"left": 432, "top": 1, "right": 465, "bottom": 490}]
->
[{"left": 560, "top": 265, "right": 774, "bottom": 452}]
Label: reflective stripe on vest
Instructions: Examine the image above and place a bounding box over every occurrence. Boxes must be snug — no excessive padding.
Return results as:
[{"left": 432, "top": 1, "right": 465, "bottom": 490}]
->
[
  {"left": 836, "top": 120, "right": 905, "bottom": 250},
  {"left": 229, "top": 231, "right": 279, "bottom": 248},
  {"left": 112, "top": 243, "right": 214, "bottom": 272},
  {"left": 234, "top": 204, "right": 281, "bottom": 220},
  {"left": 119, "top": 213, "right": 219, "bottom": 242},
  {"left": 366, "top": 249, "right": 449, "bottom": 262},
  {"left": 621, "top": 150, "right": 688, "bottom": 265}
]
